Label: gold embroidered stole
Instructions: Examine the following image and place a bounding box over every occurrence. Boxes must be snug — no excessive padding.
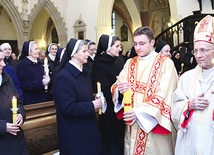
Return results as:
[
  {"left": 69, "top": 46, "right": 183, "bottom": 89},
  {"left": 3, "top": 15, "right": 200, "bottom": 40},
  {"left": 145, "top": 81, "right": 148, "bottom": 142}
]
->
[{"left": 128, "top": 55, "right": 168, "bottom": 155}]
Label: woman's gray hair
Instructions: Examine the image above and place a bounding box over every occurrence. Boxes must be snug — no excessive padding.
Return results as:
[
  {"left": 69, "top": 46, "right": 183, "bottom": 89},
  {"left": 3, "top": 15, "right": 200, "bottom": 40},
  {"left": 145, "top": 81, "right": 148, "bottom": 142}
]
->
[{"left": 71, "top": 40, "right": 88, "bottom": 57}]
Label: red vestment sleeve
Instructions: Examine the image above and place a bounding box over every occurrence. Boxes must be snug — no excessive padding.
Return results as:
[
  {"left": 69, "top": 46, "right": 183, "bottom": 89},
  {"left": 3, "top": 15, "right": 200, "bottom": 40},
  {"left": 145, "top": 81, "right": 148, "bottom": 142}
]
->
[
  {"left": 181, "top": 109, "right": 194, "bottom": 128},
  {"left": 116, "top": 108, "right": 124, "bottom": 120}
]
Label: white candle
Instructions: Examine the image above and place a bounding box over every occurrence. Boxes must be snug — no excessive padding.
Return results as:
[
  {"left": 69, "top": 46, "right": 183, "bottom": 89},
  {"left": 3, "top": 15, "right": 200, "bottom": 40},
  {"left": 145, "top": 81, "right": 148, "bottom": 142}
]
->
[
  {"left": 44, "top": 57, "right": 49, "bottom": 90},
  {"left": 97, "top": 82, "right": 102, "bottom": 115},
  {"left": 44, "top": 57, "right": 48, "bottom": 66},
  {"left": 97, "top": 82, "right": 101, "bottom": 94}
]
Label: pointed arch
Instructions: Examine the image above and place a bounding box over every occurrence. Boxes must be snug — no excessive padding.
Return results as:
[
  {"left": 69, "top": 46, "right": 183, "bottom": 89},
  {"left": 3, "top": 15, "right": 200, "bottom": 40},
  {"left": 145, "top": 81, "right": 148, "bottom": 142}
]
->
[
  {"left": 96, "top": 0, "right": 114, "bottom": 41},
  {"left": 96, "top": 0, "right": 141, "bottom": 41},
  {"left": 28, "top": 0, "right": 67, "bottom": 47},
  {"left": 0, "top": 1, "right": 24, "bottom": 51},
  {"left": 123, "top": 0, "right": 141, "bottom": 31}
]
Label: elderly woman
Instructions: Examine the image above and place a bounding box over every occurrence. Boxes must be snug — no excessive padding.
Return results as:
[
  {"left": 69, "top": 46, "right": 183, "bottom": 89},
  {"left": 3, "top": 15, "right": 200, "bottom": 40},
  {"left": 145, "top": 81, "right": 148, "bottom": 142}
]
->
[
  {"left": 0, "top": 52, "right": 29, "bottom": 154},
  {"left": 53, "top": 38, "right": 102, "bottom": 155},
  {"left": 17, "top": 41, "right": 52, "bottom": 105}
]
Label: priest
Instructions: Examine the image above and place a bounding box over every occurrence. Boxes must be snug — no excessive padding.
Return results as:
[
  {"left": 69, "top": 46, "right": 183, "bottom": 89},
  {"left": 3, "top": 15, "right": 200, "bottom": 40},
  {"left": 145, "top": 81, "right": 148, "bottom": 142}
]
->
[
  {"left": 172, "top": 15, "right": 214, "bottom": 154},
  {"left": 111, "top": 26, "right": 178, "bottom": 155}
]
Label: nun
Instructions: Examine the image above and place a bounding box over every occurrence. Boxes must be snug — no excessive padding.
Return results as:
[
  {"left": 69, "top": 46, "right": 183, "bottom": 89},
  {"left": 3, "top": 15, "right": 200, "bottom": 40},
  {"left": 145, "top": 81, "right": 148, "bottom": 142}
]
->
[
  {"left": 16, "top": 41, "right": 52, "bottom": 105},
  {"left": 92, "top": 34, "right": 125, "bottom": 155},
  {"left": 46, "top": 43, "right": 58, "bottom": 78},
  {"left": 155, "top": 40, "right": 171, "bottom": 58},
  {"left": 53, "top": 38, "right": 102, "bottom": 155},
  {"left": 0, "top": 52, "right": 29, "bottom": 155}
]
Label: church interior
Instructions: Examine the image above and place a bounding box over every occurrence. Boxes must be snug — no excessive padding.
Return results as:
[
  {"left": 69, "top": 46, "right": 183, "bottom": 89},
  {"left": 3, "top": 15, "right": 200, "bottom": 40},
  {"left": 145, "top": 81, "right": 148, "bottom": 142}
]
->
[{"left": 0, "top": 0, "right": 213, "bottom": 154}]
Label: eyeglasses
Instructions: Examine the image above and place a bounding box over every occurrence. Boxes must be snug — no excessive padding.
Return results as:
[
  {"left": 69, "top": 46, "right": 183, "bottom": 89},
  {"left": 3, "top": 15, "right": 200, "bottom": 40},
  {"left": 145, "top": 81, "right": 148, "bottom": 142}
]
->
[
  {"left": 191, "top": 48, "right": 214, "bottom": 55},
  {"left": 133, "top": 41, "right": 150, "bottom": 47}
]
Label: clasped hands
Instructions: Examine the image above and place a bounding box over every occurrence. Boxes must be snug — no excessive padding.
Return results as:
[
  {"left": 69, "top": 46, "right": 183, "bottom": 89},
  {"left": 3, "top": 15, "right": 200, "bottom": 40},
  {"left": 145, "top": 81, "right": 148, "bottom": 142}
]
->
[{"left": 6, "top": 114, "right": 23, "bottom": 136}]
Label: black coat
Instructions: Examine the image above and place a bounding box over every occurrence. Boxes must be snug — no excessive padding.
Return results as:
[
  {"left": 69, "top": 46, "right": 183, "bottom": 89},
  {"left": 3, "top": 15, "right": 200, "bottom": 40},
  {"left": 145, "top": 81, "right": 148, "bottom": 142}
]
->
[
  {"left": 84, "top": 56, "right": 94, "bottom": 75},
  {"left": 0, "top": 72, "right": 29, "bottom": 155},
  {"left": 17, "top": 57, "right": 53, "bottom": 105},
  {"left": 53, "top": 62, "right": 101, "bottom": 155},
  {"left": 4, "top": 56, "right": 19, "bottom": 73},
  {"left": 92, "top": 53, "right": 125, "bottom": 149}
]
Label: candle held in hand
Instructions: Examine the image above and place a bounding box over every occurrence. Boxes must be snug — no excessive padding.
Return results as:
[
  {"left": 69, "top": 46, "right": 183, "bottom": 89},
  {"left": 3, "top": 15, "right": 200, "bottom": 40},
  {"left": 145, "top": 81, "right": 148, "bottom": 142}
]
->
[
  {"left": 97, "top": 82, "right": 101, "bottom": 93},
  {"left": 44, "top": 57, "right": 48, "bottom": 66},
  {"left": 124, "top": 89, "right": 132, "bottom": 124},
  {"left": 12, "top": 96, "right": 18, "bottom": 123},
  {"left": 12, "top": 96, "right": 17, "bottom": 109},
  {"left": 97, "top": 82, "right": 102, "bottom": 115},
  {"left": 43, "top": 57, "right": 49, "bottom": 91}
]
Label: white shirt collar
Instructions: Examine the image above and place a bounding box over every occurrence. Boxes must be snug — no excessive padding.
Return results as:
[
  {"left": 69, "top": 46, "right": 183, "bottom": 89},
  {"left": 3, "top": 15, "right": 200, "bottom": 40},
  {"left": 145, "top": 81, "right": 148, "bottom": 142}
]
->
[
  {"left": 69, "top": 60, "right": 83, "bottom": 72},
  {"left": 138, "top": 49, "right": 157, "bottom": 60},
  {"left": 48, "top": 53, "right": 56, "bottom": 61},
  {"left": 27, "top": 56, "right": 38, "bottom": 63},
  {"left": 89, "top": 54, "right": 95, "bottom": 60}
]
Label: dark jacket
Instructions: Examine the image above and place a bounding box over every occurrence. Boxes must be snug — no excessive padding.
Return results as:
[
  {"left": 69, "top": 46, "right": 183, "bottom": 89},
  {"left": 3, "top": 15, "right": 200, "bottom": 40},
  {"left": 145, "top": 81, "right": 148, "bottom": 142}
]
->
[
  {"left": 84, "top": 56, "right": 94, "bottom": 75},
  {"left": 47, "top": 56, "right": 55, "bottom": 93},
  {"left": 92, "top": 53, "right": 125, "bottom": 149},
  {"left": 17, "top": 57, "right": 52, "bottom": 105},
  {"left": 3, "top": 64, "right": 24, "bottom": 102},
  {"left": 53, "top": 62, "right": 101, "bottom": 155},
  {"left": 4, "top": 56, "right": 19, "bottom": 73},
  {"left": 0, "top": 72, "right": 29, "bottom": 155}
]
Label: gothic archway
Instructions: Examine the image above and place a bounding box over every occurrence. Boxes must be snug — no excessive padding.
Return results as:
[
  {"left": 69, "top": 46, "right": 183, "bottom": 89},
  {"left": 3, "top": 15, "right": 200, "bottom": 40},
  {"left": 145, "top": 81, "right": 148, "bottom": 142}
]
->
[
  {"left": 28, "top": 0, "right": 67, "bottom": 48},
  {"left": 96, "top": 0, "right": 141, "bottom": 42},
  {"left": 0, "top": 0, "right": 24, "bottom": 52}
]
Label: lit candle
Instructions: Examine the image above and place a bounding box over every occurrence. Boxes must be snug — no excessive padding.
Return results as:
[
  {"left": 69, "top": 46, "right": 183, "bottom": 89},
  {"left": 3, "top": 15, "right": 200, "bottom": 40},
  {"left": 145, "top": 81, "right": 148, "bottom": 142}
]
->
[
  {"left": 97, "top": 82, "right": 102, "bottom": 115},
  {"left": 12, "top": 96, "right": 17, "bottom": 123},
  {"left": 12, "top": 96, "right": 17, "bottom": 109},
  {"left": 124, "top": 89, "right": 132, "bottom": 124}
]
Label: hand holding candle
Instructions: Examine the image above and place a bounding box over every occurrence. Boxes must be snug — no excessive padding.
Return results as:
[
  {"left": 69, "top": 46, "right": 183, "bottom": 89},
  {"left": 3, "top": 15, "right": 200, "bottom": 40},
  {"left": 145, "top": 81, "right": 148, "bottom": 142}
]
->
[
  {"left": 12, "top": 96, "right": 18, "bottom": 124},
  {"left": 97, "top": 82, "right": 102, "bottom": 115},
  {"left": 124, "top": 89, "right": 132, "bottom": 124}
]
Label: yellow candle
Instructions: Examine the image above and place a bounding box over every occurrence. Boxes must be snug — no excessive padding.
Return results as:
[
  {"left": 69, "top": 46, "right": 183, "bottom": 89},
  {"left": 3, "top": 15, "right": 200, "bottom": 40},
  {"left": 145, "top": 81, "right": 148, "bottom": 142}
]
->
[
  {"left": 12, "top": 96, "right": 17, "bottom": 124},
  {"left": 97, "top": 82, "right": 102, "bottom": 115},
  {"left": 124, "top": 89, "right": 132, "bottom": 124},
  {"left": 12, "top": 96, "right": 17, "bottom": 109}
]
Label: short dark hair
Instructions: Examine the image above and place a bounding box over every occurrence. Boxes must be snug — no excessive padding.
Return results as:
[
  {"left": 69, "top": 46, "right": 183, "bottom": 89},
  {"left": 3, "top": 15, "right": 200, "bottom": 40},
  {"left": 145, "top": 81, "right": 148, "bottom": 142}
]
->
[{"left": 133, "top": 26, "right": 154, "bottom": 41}]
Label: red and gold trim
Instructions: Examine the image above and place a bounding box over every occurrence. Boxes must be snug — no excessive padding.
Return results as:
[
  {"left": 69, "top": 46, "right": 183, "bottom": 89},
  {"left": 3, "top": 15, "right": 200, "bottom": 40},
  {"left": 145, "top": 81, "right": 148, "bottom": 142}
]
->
[
  {"left": 133, "top": 128, "right": 148, "bottom": 155},
  {"left": 129, "top": 54, "right": 170, "bottom": 120}
]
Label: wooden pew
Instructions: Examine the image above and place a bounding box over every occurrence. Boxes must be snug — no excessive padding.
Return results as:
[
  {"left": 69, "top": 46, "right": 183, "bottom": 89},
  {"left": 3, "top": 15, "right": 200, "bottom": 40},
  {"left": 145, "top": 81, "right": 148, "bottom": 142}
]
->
[{"left": 22, "top": 101, "right": 58, "bottom": 155}]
